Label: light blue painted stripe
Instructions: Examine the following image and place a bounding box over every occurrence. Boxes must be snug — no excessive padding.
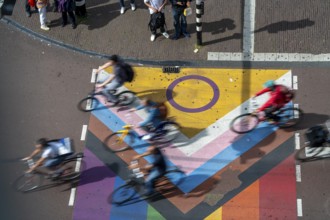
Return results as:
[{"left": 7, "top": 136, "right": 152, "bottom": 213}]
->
[
  {"left": 179, "top": 124, "right": 278, "bottom": 193},
  {"left": 109, "top": 176, "right": 148, "bottom": 220}
]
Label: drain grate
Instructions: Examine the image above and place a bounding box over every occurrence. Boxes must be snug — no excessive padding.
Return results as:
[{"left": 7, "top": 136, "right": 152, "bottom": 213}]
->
[{"left": 162, "top": 66, "right": 180, "bottom": 73}]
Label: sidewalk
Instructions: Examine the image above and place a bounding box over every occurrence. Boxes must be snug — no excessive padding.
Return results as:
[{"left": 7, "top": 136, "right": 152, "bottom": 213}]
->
[{"left": 2, "top": 0, "right": 238, "bottom": 62}]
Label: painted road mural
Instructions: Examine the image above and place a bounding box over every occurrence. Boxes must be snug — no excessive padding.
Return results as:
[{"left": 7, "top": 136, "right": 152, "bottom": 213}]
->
[{"left": 73, "top": 67, "right": 297, "bottom": 220}]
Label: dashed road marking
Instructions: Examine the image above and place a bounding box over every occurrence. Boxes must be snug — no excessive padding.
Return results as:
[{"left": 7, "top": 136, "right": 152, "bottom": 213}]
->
[
  {"left": 296, "top": 165, "right": 301, "bottom": 182},
  {"left": 297, "top": 198, "right": 303, "bottom": 217},
  {"left": 295, "top": 133, "right": 300, "bottom": 150},
  {"left": 293, "top": 75, "right": 298, "bottom": 90},
  {"left": 80, "top": 125, "right": 88, "bottom": 141},
  {"left": 68, "top": 188, "right": 77, "bottom": 206}
]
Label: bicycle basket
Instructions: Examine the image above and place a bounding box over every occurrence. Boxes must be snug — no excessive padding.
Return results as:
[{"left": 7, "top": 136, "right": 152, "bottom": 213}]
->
[{"left": 305, "top": 125, "right": 329, "bottom": 147}]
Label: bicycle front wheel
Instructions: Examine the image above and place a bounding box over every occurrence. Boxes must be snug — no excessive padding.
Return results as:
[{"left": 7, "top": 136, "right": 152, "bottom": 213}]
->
[
  {"left": 111, "top": 184, "right": 136, "bottom": 204},
  {"left": 277, "top": 107, "right": 303, "bottom": 128},
  {"left": 117, "top": 91, "right": 136, "bottom": 106},
  {"left": 77, "top": 96, "right": 99, "bottom": 112},
  {"left": 104, "top": 132, "right": 136, "bottom": 152},
  {"left": 230, "top": 113, "right": 259, "bottom": 134},
  {"left": 14, "top": 173, "right": 43, "bottom": 192}
]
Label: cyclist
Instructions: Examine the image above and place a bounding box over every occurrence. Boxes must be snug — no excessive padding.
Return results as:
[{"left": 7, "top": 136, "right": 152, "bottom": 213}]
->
[
  {"left": 95, "top": 54, "right": 130, "bottom": 104},
  {"left": 254, "top": 80, "right": 294, "bottom": 120},
  {"left": 130, "top": 98, "right": 168, "bottom": 130},
  {"left": 132, "top": 146, "right": 167, "bottom": 196},
  {"left": 22, "top": 138, "right": 72, "bottom": 177}
]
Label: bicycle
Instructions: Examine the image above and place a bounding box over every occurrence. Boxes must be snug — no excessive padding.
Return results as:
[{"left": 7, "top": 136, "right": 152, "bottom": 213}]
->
[
  {"left": 230, "top": 106, "right": 304, "bottom": 134},
  {"left": 77, "top": 87, "right": 136, "bottom": 112},
  {"left": 110, "top": 160, "right": 185, "bottom": 205},
  {"left": 295, "top": 120, "right": 330, "bottom": 162},
  {"left": 103, "top": 118, "right": 181, "bottom": 152},
  {"left": 14, "top": 152, "right": 84, "bottom": 193}
]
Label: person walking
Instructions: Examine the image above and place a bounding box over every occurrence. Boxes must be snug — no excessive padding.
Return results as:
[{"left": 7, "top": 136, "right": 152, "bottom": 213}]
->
[
  {"left": 119, "top": 0, "right": 136, "bottom": 14},
  {"left": 36, "top": 0, "right": 50, "bottom": 31},
  {"left": 144, "top": 0, "right": 169, "bottom": 41},
  {"left": 169, "top": 0, "right": 191, "bottom": 40},
  {"left": 58, "top": 0, "right": 77, "bottom": 29}
]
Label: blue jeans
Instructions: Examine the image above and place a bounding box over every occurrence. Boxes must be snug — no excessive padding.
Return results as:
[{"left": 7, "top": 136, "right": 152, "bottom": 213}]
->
[
  {"left": 144, "top": 168, "right": 165, "bottom": 195},
  {"left": 119, "top": 0, "right": 135, "bottom": 7},
  {"left": 172, "top": 7, "right": 188, "bottom": 37},
  {"left": 101, "top": 79, "right": 123, "bottom": 102}
]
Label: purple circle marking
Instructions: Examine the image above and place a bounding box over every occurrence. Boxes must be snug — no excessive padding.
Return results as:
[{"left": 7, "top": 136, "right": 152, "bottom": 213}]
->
[{"left": 166, "top": 75, "right": 220, "bottom": 113}]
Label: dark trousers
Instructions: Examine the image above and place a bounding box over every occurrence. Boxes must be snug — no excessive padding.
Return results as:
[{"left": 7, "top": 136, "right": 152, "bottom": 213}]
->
[
  {"left": 172, "top": 6, "right": 188, "bottom": 37},
  {"left": 150, "top": 13, "right": 166, "bottom": 35},
  {"left": 62, "top": 11, "right": 76, "bottom": 25}
]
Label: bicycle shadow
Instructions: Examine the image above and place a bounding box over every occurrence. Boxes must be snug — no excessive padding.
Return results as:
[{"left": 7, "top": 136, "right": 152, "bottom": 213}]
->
[
  {"left": 108, "top": 173, "right": 218, "bottom": 206},
  {"left": 291, "top": 113, "right": 329, "bottom": 131}
]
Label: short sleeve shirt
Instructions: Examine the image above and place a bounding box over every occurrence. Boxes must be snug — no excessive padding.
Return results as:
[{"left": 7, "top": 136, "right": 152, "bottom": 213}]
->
[{"left": 144, "top": 0, "right": 165, "bottom": 14}]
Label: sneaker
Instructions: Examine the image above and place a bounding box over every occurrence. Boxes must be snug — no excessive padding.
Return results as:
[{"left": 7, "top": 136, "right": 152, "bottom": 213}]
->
[
  {"left": 183, "top": 33, "right": 191, "bottom": 38},
  {"left": 170, "top": 35, "right": 179, "bottom": 40},
  {"left": 120, "top": 7, "right": 125, "bottom": 14},
  {"left": 40, "top": 25, "right": 50, "bottom": 31},
  {"left": 162, "top": 32, "right": 169, "bottom": 38},
  {"left": 150, "top": 34, "right": 156, "bottom": 42},
  {"left": 131, "top": 3, "right": 136, "bottom": 11}
]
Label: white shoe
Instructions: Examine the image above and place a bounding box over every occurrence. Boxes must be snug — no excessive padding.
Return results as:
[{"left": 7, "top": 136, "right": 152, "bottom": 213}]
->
[
  {"left": 131, "top": 3, "right": 136, "bottom": 11},
  {"left": 150, "top": 34, "right": 156, "bottom": 42},
  {"left": 120, "top": 7, "right": 125, "bottom": 14},
  {"left": 162, "top": 32, "right": 169, "bottom": 38},
  {"left": 40, "top": 25, "right": 50, "bottom": 31}
]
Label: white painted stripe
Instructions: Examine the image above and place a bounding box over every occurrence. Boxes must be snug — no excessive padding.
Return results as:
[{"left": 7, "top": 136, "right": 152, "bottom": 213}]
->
[
  {"left": 75, "top": 158, "right": 82, "bottom": 172},
  {"left": 91, "top": 69, "right": 97, "bottom": 83},
  {"left": 196, "top": 18, "right": 202, "bottom": 23},
  {"left": 293, "top": 75, "right": 298, "bottom": 90},
  {"left": 295, "top": 133, "right": 300, "bottom": 150},
  {"left": 297, "top": 198, "right": 303, "bottom": 217},
  {"left": 294, "top": 103, "right": 299, "bottom": 118},
  {"left": 243, "top": 0, "right": 256, "bottom": 54},
  {"left": 80, "top": 125, "right": 88, "bottom": 141},
  {"left": 68, "top": 188, "right": 77, "bottom": 206},
  {"left": 196, "top": 26, "right": 202, "bottom": 32},
  {"left": 207, "top": 52, "right": 330, "bottom": 62},
  {"left": 196, "top": 9, "right": 202, "bottom": 14},
  {"left": 296, "top": 165, "right": 301, "bottom": 182}
]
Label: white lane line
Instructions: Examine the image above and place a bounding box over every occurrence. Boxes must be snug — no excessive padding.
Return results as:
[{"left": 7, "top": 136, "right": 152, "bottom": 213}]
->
[
  {"left": 295, "top": 133, "right": 300, "bottom": 150},
  {"left": 80, "top": 125, "right": 88, "bottom": 141},
  {"left": 297, "top": 198, "right": 303, "bottom": 217},
  {"left": 75, "top": 157, "right": 82, "bottom": 172},
  {"left": 68, "top": 188, "right": 77, "bottom": 206},
  {"left": 207, "top": 52, "right": 330, "bottom": 62},
  {"left": 296, "top": 165, "right": 301, "bottom": 182},
  {"left": 91, "top": 69, "right": 97, "bottom": 83},
  {"left": 243, "top": 0, "right": 256, "bottom": 54},
  {"left": 294, "top": 103, "right": 300, "bottom": 118},
  {"left": 293, "top": 75, "right": 298, "bottom": 90}
]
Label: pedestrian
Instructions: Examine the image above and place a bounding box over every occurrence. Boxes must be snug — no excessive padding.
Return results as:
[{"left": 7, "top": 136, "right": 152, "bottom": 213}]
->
[
  {"left": 25, "top": 0, "right": 37, "bottom": 17},
  {"left": 36, "top": 0, "right": 50, "bottom": 31},
  {"left": 119, "top": 0, "right": 136, "bottom": 14},
  {"left": 58, "top": 0, "right": 77, "bottom": 29},
  {"left": 144, "top": 0, "right": 169, "bottom": 42},
  {"left": 75, "top": 0, "right": 87, "bottom": 18},
  {"left": 169, "top": 0, "right": 191, "bottom": 40}
]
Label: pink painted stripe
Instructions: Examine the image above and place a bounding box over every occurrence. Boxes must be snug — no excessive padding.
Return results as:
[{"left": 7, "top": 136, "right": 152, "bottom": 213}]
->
[
  {"left": 73, "top": 148, "right": 116, "bottom": 220},
  {"left": 259, "top": 155, "right": 297, "bottom": 219}
]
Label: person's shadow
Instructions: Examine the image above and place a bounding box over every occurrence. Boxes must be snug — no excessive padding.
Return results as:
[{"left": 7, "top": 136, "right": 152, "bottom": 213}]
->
[{"left": 254, "top": 18, "right": 315, "bottom": 33}]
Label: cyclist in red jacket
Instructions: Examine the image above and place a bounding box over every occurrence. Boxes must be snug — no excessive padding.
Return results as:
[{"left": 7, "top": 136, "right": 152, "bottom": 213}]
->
[{"left": 255, "top": 80, "right": 294, "bottom": 120}]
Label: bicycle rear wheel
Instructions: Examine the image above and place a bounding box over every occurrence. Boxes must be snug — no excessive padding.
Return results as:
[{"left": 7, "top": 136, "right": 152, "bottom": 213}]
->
[
  {"left": 230, "top": 113, "right": 259, "bottom": 134},
  {"left": 59, "top": 159, "right": 82, "bottom": 181},
  {"left": 14, "top": 173, "right": 43, "bottom": 192},
  {"left": 111, "top": 184, "right": 137, "bottom": 204},
  {"left": 117, "top": 91, "right": 136, "bottom": 106},
  {"left": 277, "top": 107, "right": 303, "bottom": 128},
  {"left": 295, "top": 146, "right": 325, "bottom": 162},
  {"left": 104, "top": 132, "right": 136, "bottom": 152},
  {"left": 152, "top": 122, "right": 181, "bottom": 143},
  {"left": 77, "top": 96, "right": 99, "bottom": 112}
]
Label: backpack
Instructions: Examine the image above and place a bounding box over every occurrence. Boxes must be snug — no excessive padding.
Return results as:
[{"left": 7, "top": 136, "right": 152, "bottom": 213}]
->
[
  {"left": 118, "top": 62, "right": 135, "bottom": 82},
  {"left": 148, "top": 12, "right": 165, "bottom": 31},
  {"left": 156, "top": 102, "right": 168, "bottom": 120},
  {"left": 305, "top": 125, "right": 329, "bottom": 147}
]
